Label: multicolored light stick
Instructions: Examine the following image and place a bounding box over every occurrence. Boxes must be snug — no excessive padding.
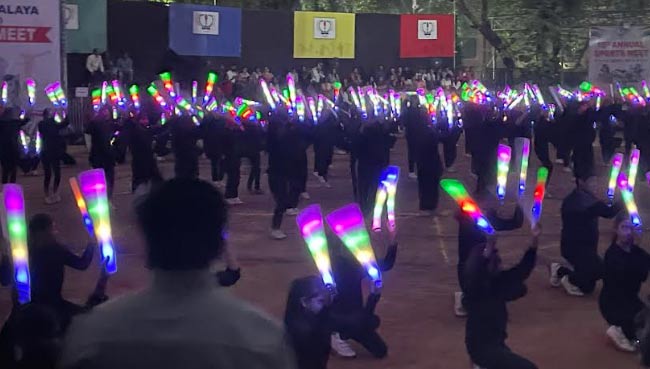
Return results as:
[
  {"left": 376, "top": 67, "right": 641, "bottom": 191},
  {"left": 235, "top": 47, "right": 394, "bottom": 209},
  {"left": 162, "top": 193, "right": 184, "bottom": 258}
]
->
[
  {"left": 0, "top": 81, "right": 7, "bottom": 104},
  {"left": 77, "top": 169, "right": 117, "bottom": 274},
  {"left": 496, "top": 144, "right": 512, "bottom": 200},
  {"left": 26, "top": 79, "right": 36, "bottom": 106},
  {"left": 45, "top": 85, "right": 59, "bottom": 107},
  {"left": 628, "top": 148, "right": 640, "bottom": 191},
  {"left": 440, "top": 179, "right": 494, "bottom": 234},
  {"left": 531, "top": 167, "right": 549, "bottom": 224},
  {"left": 111, "top": 80, "right": 124, "bottom": 107},
  {"left": 203, "top": 72, "right": 217, "bottom": 104},
  {"left": 69, "top": 177, "right": 95, "bottom": 237},
  {"left": 295, "top": 96, "right": 306, "bottom": 122},
  {"left": 1, "top": 184, "right": 31, "bottom": 304},
  {"left": 287, "top": 74, "right": 297, "bottom": 108},
  {"left": 617, "top": 173, "right": 642, "bottom": 227},
  {"left": 159, "top": 71, "right": 176, "bottom": 98},
  {"left": 101, "top": 81, "right": 108, "bottom": 105},
  {"left": 326, "top": 204, "right": 382, "bottom": 286},
  {"left": 333, "top": 81, "right": 342, "bottom": 101},
  {"left": 515, "top": 138, "right": 530, "bottom": 196},
  {"left": 35, "top": 131, "right": 42, "bottom": 155},
  {"left": 129, "top": 85, "right": 141, "bottom": 110},
  {"left": 608, "top": 153, "right": 624, "bottom": 200},
  {"left": 91, "top": 89, "right": 102, "bottom": 111},
  {"left": 384, "top": 166, "right": 399, "bottom": 232},
  {"left": 296, "top": 205, "right": 335, "bottom": 287},
  {"left": 307, "top": 97, "right": 317, "bottom": 122},
  {"left": 19, "top": 130, "right": 29, "bottom": 155},
  {"left": 191, "top": 80, "right": 198, "bottom": 105},
  {"left": 260, "top": 79, "right": 276, "bottom": 110},
  {"left": 147, "top": 84, "right": 167, "bottom": 108},
  {"left": 371, "top": 184, "right": 388, "bottom": 232}
]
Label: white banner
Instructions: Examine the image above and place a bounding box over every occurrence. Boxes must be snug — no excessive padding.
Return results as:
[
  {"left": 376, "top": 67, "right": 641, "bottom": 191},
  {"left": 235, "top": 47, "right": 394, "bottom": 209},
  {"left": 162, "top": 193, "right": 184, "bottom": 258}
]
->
[
  {"left": 313, "top": 17, "right": 336, "bottom": 39},
  {"left": 0, "top": 1, "right": 61, "bottom": 110},
  {"left": 588, "top": 26, "right": 650, "bottom": 86}
]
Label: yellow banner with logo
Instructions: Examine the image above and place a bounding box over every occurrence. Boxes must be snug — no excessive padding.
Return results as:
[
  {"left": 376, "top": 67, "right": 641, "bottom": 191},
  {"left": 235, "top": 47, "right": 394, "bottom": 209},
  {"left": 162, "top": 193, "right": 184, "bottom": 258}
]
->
[{"left": 293, "top": 11, "right": 355, "bottom": 59}]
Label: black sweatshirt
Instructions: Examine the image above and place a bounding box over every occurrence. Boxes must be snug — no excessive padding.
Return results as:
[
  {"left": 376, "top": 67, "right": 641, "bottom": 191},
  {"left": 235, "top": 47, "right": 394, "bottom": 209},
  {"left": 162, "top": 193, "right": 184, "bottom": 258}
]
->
[
  {"left": 465, "top": 246, "right": 537, "bottom": 348},
  {"left": 38, "top": 118, "right": 69, "bottom": 158},
  {"left": 29, "top": 243, "right": 94, "bottom": 304},
  {"left": 560, "top": 189, "right": 621, "bottom": 258},
  {"left": 599, "top": 243, "right": 650, "bottom": 319}
]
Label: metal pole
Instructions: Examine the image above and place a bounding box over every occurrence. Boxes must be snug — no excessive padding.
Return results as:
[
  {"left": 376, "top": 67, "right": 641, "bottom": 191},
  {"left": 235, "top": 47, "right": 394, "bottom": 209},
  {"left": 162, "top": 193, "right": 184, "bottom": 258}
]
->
[{"left": 453, "top": 0, "right": 457, "bottom": 70}]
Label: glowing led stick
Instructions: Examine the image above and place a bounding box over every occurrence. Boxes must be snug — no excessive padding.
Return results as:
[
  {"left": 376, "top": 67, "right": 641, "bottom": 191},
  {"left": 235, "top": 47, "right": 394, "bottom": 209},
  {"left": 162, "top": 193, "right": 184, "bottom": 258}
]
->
[
  {"left": 129, "top": 85, "right": 141, "bottom": 110},
  {"left": 628, "top": 149, "right": 640, "bottom": 191},
  {"left": 307, "top": 97, "right": 317, "bottom": 122},
  {"left": 203, "top": 72, "right": 217, "bottom": 104},
  {"left": 295, "top": 96, "right": 306, "bottom": 122},
  {"left": 440, "top": 179, "right": 494, "bottom": 234},
  {"left": 643, "top": 81, "right": 650, "bottom": 99},
  {"left": 1, "top": 184, "right": 31, "bottom": 304},
  {"left": 496, "top": 144, "right": 512, "bottom": 200},
  {"left": 26, "top": 79, "right": 36, "bottom": 106},
  {"left": 416, "top": 88, "right": 427, "bottom": 106},
  {"left": 19, "top": 130, "right": 29, "bottom": 155},
  {"left": 393, "top": 93, "right": 401, "bottom": 117},
  {"left": 371, "top": 184, "right": 387, "bottom": 232},
  {"left": 260, "top": 79, "right": 276, "bottom": 109},
  {"left": 357, "top": 88, "right": 368, "bottom": 118},
  {"left": 91, "top": 89, "right": 101, "bottom": 111},
  {"left": 557, "top": 86, "right": 574, "bottom": 99},
  {"left": 349, "top": 87, "right": 361, "bottom": 111},
  {"left": 532, "top": 84, "right": 545, "bottom": 106},
  {"left": 191, "top": 80, "right": 198, "bottom": 104},
  {"left": 111, "top": 107, "right": 118, "bottom": 121},
  {"left": 515, "top": 137, "right": 530, "bottom": 196},
  {"left": 45, "top": 85, "right": 59, "bottom": 107},
  {"left": 205, "top": 97, "right": 218, "bottom": 112},
  {"left": 160, "top": 112, "right": 167, "bottom": 126},
  {"left": 78, "top": 169, "right": 117, "bottom": 274},
  {"left": 618, "top": 173, "right": 642, "bottom": 227},
  {"left": 383, "top": 166, "right": 399, "bottom": 232},
  {"left": 51, "top": 82, "right": 67, "bottom": 107},
  {"left": 333, "top": 81, "right": 342, "bottom": 101},
  {"left": 54, "top": 112, "right": 64, "bottom": 124},
  {"left": 0, "top": 81, "right": 7, "bottom": 104},
  {"left": 101, "top": 81, "right": 108, "bottom": 104},
  {"left": 69, "top": 177, "right": 95, "bottom": 237},
  {"left": 607, "top": 153, "right": 624, "bottom": 200},
  {"left": 159, "top": 71, "right": 176, "bottom": 98},
  {"left": 296, "top": 205, "right": 335, "bottom": 287},
  {"left": 317, "top": 95, "right": 325, "bottom": 118},
  {"left": 531, "top": 167, "right": 549, "bottom": 224},
  {"left": 147, "top": 84, "right": 167, "bottom": 108},
  {"left": 111, "top": 80, "right": 124, "bottom": 107},
  {"left": 175, "top": 96, "right": 194, "bottom": 114},
  {"left": 287, "top": 74, "right": 297, "bottom": 108},
  {"left": 326, "top": 204, "right": 382, "bottom": 286},
  {"left": 35, "top": 131, "right": 41, "bottom": 155},
  {"left": 507, "top": 93, "right": 524, "bottom": 110}
]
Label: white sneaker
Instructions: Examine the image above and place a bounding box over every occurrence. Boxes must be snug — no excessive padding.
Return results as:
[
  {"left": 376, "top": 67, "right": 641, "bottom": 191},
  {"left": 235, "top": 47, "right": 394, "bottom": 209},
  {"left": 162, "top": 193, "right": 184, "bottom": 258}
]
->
[
  {"left": 560, "top": 275, "right": 584, "bottom": 296},
  {"left": 334, "top": 149, "right": 347, "bottom": 155},
  {"left": 447, "top": 166, "right": 457, "bottom": 173},
  {"left": 317, "top": 175, "right": 327, "bottom": 184},
  {"left": 270, "top": 229, "right": 287, "bottom": 240},
  {"left": 156, "top": 156, "right": 166, "bottom": 162},
  {"left": 313, "top": 172, "right": 320, "bottom": 178},
  {"left": 606, "top": 326, "right": 636, "bottom": 352},
  {"left": 549, "top": 263, "right": 561, "bottom": 287},
  {"left": 408, "top": 172, "right": 417, "bottom": 179},
  {"left": 214, "top": 181, "right": 225, "bottom": 188},
  {"left": 300, "top": 192, "right": 310, "bottom": 200},
  {"left": 562, "top": 166, "right": 572, "bottom": 173},
  {"left": 44, "top": 195, "right": 54, "bottom": 205},
  {"left": 285, "top": 208, "right": 299, "bottom": 216},
  {"left": 52, "top": 193, "right": 61, "bottom": 203},
  {"left": 331, "top": 333, "right": 356, "bottom": 358},
  {"left": 454, "top": 291, "right": 467, "bottom": 317},
  {"left": 225, "top": 197, "right": 244, "bottom": 205},
  {"left": 555, "top": 158, "right": 564, "bottom": 164}
]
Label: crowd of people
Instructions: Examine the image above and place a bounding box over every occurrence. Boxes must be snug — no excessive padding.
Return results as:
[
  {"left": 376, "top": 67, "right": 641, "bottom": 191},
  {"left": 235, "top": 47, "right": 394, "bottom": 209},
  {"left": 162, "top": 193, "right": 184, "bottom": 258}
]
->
[{"left": 2, "top": 74, "right": 650, "bottom": 369}]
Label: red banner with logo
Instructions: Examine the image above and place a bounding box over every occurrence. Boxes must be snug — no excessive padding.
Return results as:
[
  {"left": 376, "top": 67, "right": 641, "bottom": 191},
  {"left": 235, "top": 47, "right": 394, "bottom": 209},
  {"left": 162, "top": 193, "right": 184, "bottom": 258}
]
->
[
  {"left": 400, "top": 14, "right": 454, "bottom": 58},
  {"left": 0, "top": 26, "right": 51, "bottom": 43}
]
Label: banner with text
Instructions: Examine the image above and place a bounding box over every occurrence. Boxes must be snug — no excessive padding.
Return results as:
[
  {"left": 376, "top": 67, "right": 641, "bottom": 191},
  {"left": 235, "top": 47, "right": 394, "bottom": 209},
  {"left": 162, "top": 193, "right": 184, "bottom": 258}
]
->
[
  {"left": 400, "top": 14, "right": 454, "bottom": 58},
  {"left": 588, "top": 26, "right": 650, "bottom": 86},
  {"left": 294, "top": 11, "right": 355, "bottom": 59},
  {"left": 169, "top": 4, "right": 241, "bottom": 57},
  {"left": 0, "top": 1, "right": 61, "bottom": 109},
  {"left": 64, "top": 0, "right": 107, "bottom": 53}
]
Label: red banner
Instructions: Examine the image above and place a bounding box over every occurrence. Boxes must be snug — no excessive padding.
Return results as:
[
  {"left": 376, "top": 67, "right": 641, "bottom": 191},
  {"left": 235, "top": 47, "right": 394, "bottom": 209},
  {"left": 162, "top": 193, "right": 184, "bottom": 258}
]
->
[
  {"left": 400, "top": 14, "right": 454, "bottom": 58},
  {"left": 0, "top": 26, "right": 51, "bottom": 43}
]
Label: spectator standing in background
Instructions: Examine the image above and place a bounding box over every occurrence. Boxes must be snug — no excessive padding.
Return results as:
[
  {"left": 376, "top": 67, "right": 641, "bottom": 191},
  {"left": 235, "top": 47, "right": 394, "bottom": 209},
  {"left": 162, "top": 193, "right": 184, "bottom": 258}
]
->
[
  {"left": 116, "top": 52, "right": 134, "bottom": 83},
  {"left": 60, "top": 178, "right": 295, "bottom": 369},
  {"left": 86, "top": 49, "right": 104, "bottom": 85}
]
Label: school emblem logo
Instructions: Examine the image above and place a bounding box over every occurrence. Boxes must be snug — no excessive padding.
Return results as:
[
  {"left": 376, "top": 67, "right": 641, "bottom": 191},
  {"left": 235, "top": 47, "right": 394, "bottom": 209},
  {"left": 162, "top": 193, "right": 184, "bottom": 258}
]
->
[
  {"left": 314, "top": 18, "right": 336, "bottom": 39},
  {"left": 62, "top": 4, "right": 79, "bottom": 30},
  {"left": 193, "top": 11, "right": 219, "bottom": 35},
  {"left": 418, "top": 20, "right": 437, "bottom": 40}
]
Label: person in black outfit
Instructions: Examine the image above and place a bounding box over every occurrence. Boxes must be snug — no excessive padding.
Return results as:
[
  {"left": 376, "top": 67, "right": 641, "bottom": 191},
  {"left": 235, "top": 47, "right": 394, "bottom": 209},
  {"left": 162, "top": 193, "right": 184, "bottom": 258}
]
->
[
  {"left": 85, "top": 108, "right": 117, "bottom": 198},
  {"left": 39, "top": 109, "right": 69, "bottom": 203},
  {"left": 596, "top": 100, "right": 622, "bottom": 165},
  {"left": 403, "top": 97, "right": 421, "bottom": 178},
  {"left": 414, "top": 111, "right": 443, "bottom": 214},
  {"left": 241, "top": 117, "right": 265, "bottom": 194},
  {"left": 453, "top": 191, "right": 524, "bottom": 316},
  {"left": 171, "top": 115, "right": 201, "bottom": 179},
  {"left": 222, "top": 119, "right": 244, "bottom": 203},
  {"left": 600, "top": 213, "right": 650, "bottom": 352},
  {"left": 550, "top": 175, "right": 622, "bottom": 296},
  {"left": 464, "top": 224, "right": 540, "bottom": 369},
  {"left": 201, "top": 114, "right": 227, "bottom": 186},
  {"left": 474, "top": 107, "right": 504, "bottom": 194},
  {"left": 313, "top": 110, "right": 340, "bottom": 187},
  {"left": 0, "top": 107, "right": 28, "bottom": 184},
  {"left": 328, "top": 231, "right": 397, "bottom": 359},
  {"left": 569, "top": 101, "right": 597, "bottom": 179},
  {"left": 532, "top": 108, "right": 555, "bottom": 187},
  {"left": 124, "top": 112, "right": 163, "bottom": 192}
]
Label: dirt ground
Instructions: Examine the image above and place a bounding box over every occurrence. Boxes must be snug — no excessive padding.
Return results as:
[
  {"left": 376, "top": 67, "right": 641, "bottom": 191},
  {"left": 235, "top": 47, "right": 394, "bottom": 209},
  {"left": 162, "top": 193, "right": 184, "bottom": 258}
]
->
[{"left": 1, "top": 135, "right": 648, "bottom": 369}]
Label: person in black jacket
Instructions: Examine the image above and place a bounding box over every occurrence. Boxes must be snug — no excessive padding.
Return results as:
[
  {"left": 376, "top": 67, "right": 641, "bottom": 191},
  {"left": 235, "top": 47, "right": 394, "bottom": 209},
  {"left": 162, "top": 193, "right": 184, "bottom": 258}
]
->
[
  {"left": 454, "top": 190, "right": 524, "bottom": 317},
  {"left": 201, "top": 114, "right": 227, "bottom": 186},
  {"left": 39, "top": 109, "right": 69, "bottom": 203},
  {"left": 0, "top": 106, "right": 28, "bottom": 184},
  {"left": 85, "top": 108, "right": 117, "bottom": 198},
  {"left": 171, "top": 115, "right": 201, "bottom": 180},
  {"left": 241, "top": 117, "right": 265, "bottom": 194},
  {"left": 464, "top": 224, "right": 540, "bottom": 369},
  {"left": 415, "top": 113, "right": 443, "bottom": 214},
  {"left": 550, "top": 175, "right": 622, "bottom": 296},
  {"left": 124, "top": 112, "right": 163, "bottom": 192},
  {"left": 313, "top": 110, "right": 339, "bottom": 188},
  {"left": 474, "top": 107, "right": 504, "bottom": 194},
  {"left": 599, "top": 212, "right": 650, "bottom": 352}
]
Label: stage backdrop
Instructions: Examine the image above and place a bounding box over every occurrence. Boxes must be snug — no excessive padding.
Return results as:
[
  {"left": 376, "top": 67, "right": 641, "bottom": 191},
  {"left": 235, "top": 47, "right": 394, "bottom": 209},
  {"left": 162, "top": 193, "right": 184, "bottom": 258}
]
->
[
  {"left": 0, "top": 0, "right": 61, "bottom": 110},
  {"left": 169, "top": 4, "right": 242, "bottom": 57},
  {"left": 588, "top": 26, "right": 650, "bottom": 86},
  {"left": 400, "top": 14, "right": 455, "bottom": 58},
  {"left": 294, "top": 11, "right": 355, "bottom": 59},
  {"left": 64, "top": 0, "right": 107, "bottom": 53}
]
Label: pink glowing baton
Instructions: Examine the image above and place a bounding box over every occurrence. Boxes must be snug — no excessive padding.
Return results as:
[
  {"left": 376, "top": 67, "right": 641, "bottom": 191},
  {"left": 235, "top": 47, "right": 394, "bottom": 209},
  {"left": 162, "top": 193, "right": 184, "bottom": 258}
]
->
[
  {"left": 26, "top": 79, "right": 36, "bottom": 106},
  {"left": 203, "top": 72, "right": 217, "bottom": 104},
  {"left": 78, "top": 169, "right": 117, "bottom": 273},
  {"left": 617, "top": 173, "right": 641, "bottom": 227},
  {"left": 287, "top": 74, "right": 297, "bottom": 108},
  {"left": 441, "top": 179, "right": 494, "bottom": 234},
  {"left": 608, "top": 153, "right": 624, "bottom": 200},
  {"left": 628, "top": 149, "right": 640, "bottom": 191},
  {"left": 496, "top": 144, "right": 512, "bottom": 200},
  {"left": 1, "top": 184, "right": 31, "bottom": 304},
  {"left": 326, "top": 204, "right": 382, "bottom": 286},
  {"left": 297, "top": 205, "right": 335, "bottom": 287}
]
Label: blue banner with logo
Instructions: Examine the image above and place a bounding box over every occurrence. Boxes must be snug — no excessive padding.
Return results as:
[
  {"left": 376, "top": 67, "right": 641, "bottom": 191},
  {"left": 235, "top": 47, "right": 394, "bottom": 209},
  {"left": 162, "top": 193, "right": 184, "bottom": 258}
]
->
[{"left": 169, "top": 4, "right": 241, "bottom": 57}]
